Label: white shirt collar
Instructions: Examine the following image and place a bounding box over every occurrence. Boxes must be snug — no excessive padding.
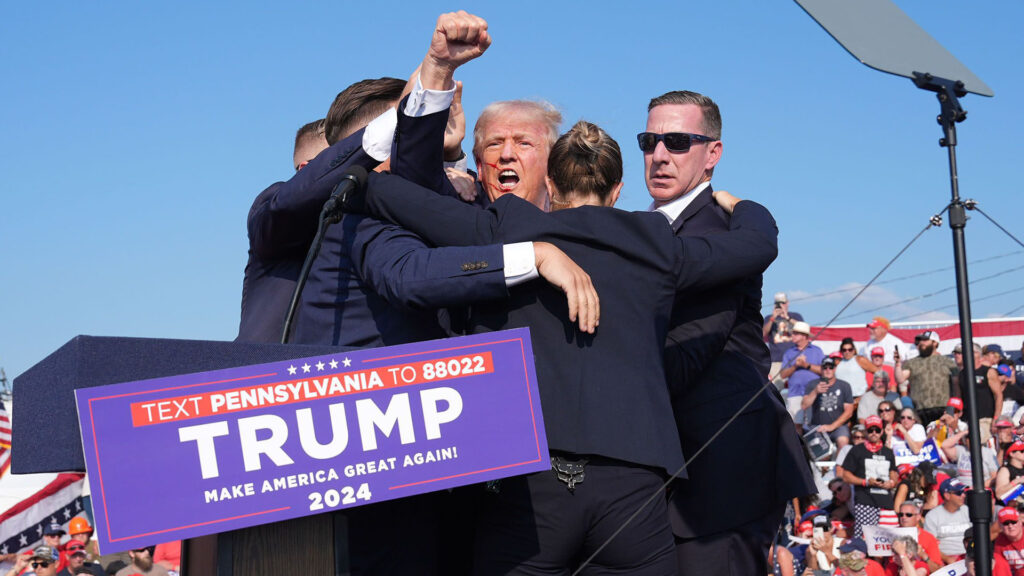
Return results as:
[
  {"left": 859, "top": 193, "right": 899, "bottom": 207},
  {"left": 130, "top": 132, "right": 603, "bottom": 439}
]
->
[{"left": 648, "top": 181, "right": 712, "bottom": 222}]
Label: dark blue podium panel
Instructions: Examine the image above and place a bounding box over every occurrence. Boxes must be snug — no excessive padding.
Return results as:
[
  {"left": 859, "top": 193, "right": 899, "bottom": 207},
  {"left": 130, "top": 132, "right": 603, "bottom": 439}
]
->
[{"left": 11, "top": 336, "right": 350, "bottom": 474}]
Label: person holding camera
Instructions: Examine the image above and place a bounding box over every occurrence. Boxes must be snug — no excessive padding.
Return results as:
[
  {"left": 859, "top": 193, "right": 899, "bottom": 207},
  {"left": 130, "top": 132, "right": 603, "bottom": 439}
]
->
[
  {"left": 841, "top": 415, "right": 899, "bottom": 537},
  {"left": 764, "top": 292, "right": 804, "bottom": 381}
]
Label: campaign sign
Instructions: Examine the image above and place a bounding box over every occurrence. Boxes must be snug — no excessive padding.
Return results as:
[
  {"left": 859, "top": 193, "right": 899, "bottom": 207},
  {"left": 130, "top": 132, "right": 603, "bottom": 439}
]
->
[
  {"left": 893, "top": 438, "right": 944, "bottom": 466},
  {"left": 862, "top": 525, "right": 918, "bottom": 557},
  {"left": 75, "top": 328, "right": 548, "bottom": 553}
]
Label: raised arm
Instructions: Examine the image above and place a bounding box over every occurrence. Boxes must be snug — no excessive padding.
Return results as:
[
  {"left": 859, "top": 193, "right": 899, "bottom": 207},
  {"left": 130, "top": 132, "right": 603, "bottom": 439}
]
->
[
  {"left": 673, "top": 200, "right": 779, "bottom": 293},
  {"left": 248, "top": 128, "right": 380, "bottom": 260}
]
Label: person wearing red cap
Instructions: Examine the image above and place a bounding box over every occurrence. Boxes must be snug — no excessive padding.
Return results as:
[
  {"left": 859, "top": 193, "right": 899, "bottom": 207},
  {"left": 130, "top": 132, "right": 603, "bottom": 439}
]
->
[
  {"left": 840, "top": 415, "right": 898, "bottom": 538},
  {"left": 995, "top": 506, "right": 1024, "bottom": 575},
  {"left": 867, "top": 347, "right": 898, "bottom": 397},
  {"left": 56, "top": 541, "right": 103, "bottom": 576},
  {"left": 926, "top": 398, "right": 968, "bottom": 445},
  {"left": 996, "top": 441, "right": 1024, "bottom": 507},
  {"left": 859, "top": 317, "right": 908, "bottom": 368}
]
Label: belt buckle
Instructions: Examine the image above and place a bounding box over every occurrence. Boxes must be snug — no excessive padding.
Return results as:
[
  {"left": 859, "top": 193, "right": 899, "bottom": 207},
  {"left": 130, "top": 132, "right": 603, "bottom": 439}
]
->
[{"left": 551, "top": 455, "right": 588, "bottom": 492}]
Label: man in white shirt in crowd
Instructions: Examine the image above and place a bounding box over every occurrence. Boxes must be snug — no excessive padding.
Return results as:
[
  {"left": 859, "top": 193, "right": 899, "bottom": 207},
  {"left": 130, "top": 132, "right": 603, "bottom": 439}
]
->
[{"left": 859, "top": 316, "right": 908, "bottom": 365}]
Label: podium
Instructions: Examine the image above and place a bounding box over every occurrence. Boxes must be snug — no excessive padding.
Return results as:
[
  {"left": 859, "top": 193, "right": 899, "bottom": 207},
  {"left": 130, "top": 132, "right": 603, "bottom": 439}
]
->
[{"left": 12, "top": 335, "right": 355, "bottom": 576}]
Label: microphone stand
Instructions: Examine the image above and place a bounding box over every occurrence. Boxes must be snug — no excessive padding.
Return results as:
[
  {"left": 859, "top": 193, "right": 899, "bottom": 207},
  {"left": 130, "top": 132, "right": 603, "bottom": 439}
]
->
[
  {"left": 912, "top": 71, "right": 991, "bottom": 576},
  {"left": 279, "top": 172, "right": 362, "bottom": 344}
]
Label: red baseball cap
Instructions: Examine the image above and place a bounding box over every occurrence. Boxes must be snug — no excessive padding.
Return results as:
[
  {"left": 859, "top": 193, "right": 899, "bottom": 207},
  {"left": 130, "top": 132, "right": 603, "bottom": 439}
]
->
[
  {"left": 897, "top": 463, "right": 915, "bottom": 479},
  {"left": 947, "top": 397, "right": 964, "bottom": 410},
  {"left": 1007, "top": 441, "right": 1024, "bottom": 455},
  {"left": 867, "top": 317, "right": 891, "bottom": 330},
  {"left": 871, "top": 347, "right": 885, "bottom": 357},
  {"left": 799, "top": 520, "right": 813, "bottom": 533},
  {"left": 865, "top": 415, "right": 884, "bottom": 428},
  {"left": 999, "top": 507, "right": 1020, "bottom": 524}
]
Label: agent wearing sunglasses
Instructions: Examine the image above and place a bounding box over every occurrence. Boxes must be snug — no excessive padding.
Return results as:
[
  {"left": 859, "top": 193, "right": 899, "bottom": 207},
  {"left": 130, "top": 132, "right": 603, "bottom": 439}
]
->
[
  {"left": 640, "top": 90, "right": 814, "bottom": 576},
  {"left": 840, "top": 415, "right": 898, "bottom": 538},
  {"left": 995, "top": 506, "right": 1024, "bottom": 574}
]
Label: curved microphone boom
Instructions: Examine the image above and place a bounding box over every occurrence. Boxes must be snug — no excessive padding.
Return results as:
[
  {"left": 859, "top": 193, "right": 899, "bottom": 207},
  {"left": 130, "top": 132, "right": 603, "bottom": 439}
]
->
[{"left": 280, "top": 165, "right": 369, "bottom": 344}]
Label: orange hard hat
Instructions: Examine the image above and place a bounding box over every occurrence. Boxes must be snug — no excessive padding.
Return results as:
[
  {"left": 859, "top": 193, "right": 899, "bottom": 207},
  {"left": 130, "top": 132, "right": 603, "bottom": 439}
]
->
[{"left": 69, "top": 517, "right": 92, "bottom": 536}]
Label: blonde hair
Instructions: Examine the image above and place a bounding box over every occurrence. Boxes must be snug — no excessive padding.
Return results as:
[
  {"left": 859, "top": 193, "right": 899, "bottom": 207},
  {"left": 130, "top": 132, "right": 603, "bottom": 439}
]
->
[
  {"left": 472, "top": 100, "right": 561, "bottom": 162},
  {"left": 546, "top": 120, "right": 622, "bottom": 204}
]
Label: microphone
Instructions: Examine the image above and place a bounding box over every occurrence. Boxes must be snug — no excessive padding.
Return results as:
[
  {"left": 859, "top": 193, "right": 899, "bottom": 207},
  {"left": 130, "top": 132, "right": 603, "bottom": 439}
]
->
[
  {"left": 322, "top": 165, "right": 368, "bottom": 220},
  {"left": 281, "top": 164, "right": 369, "bottom": 344}
]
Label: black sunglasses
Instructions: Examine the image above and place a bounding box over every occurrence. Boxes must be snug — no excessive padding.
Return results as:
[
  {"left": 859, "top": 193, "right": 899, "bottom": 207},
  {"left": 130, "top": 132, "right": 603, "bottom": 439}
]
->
[
  {"left": 841, "top": 347, "right": 856, "bottom": 352},
  {"left": 879, "top": 407, "right": 895, "bottom": 412},
  {"left": 1005, "top": 520, "right": 1020, "bottom": 526},
  {"left": 867, "top": 427, "right": 883, "bottom": 433},
  {"left": 32, "top": 562, "right": 50, "bottom": 568},
  {"left": 898, "top": 512, "right": 918, "bottom": 518},
  {"left": 637, "top": 132, "right": 716, "bottom": 153}
]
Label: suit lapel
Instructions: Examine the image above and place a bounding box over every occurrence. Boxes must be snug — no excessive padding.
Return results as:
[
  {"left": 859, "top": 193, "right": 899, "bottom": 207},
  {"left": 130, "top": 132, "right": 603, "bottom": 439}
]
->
[{"left": 670, "top": 185, "right": 715, "bottom": 233}]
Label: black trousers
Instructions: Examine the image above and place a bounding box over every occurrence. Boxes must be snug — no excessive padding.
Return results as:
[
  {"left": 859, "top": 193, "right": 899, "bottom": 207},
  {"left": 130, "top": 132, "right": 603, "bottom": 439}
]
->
[
  {"left": 473, "top": 460, "right": 676, "bottom": 576},
  {"left": 673, "top": 502, "right": 787, "bottom": 576}
]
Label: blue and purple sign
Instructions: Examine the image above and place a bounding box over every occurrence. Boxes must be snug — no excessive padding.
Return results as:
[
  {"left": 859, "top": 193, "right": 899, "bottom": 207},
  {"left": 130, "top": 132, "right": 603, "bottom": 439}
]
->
[{"left": 75, "top": 329, "right": 548, "bottom": 553}]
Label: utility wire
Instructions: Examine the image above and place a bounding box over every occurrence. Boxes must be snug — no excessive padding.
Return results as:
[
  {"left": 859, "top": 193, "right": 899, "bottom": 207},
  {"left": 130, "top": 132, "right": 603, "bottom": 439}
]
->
[
  {"left": 832, "top": 263, "right": 1024, "bottom": 322},
  {"left": 891, "top": 285, "right": 1024, "bottom": 322},
  {"left": 787, "top": 250, "right": 1022, "bottom": 304}
]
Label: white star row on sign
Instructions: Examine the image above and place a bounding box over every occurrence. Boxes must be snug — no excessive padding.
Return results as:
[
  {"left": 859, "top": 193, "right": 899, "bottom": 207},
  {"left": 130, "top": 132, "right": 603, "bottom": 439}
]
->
[{"left": 286, "top": 357, "right": 352, "bottom": 375}]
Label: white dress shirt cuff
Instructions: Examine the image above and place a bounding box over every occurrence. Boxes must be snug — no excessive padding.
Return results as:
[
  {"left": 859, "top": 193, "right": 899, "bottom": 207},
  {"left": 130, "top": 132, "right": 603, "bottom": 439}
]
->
[
  {"left": 404, "top": 74, "right": 456, "bottom": 117},
  {"left": 362, "top": 107, "right": 398, "bottom": 162},
  {"left": 503, "top": 242, "right": 539, "bottom": 286}
]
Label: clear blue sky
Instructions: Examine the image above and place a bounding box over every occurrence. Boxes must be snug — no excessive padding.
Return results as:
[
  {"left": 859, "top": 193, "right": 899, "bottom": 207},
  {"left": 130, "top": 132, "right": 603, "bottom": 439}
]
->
[{"left": 2, "top": 1, "right": 1023, "bottom": 380}]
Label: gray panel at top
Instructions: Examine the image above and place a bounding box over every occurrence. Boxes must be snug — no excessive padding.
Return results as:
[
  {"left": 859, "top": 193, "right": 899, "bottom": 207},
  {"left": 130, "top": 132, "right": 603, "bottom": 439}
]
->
[{"left": 795, "top": 0, "right": 993, "bottom": 97}]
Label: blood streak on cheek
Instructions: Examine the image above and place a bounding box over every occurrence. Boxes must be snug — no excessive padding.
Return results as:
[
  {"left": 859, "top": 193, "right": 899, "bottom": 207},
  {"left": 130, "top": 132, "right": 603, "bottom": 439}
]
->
[{"left": 485, "top": 162, "right": 503, "bottom": 192}]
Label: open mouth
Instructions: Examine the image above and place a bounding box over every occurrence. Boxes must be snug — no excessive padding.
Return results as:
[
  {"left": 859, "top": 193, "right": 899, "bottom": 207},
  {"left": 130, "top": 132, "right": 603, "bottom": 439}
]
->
[{"left": 497, "top": 169, "right": 520, "bottom": 191}]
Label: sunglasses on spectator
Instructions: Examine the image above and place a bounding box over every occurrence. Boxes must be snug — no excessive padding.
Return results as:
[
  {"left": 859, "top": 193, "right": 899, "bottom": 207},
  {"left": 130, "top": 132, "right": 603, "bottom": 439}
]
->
[
  {"left": 879, "top": 407, "right": 894, "bottom": 412},
  {"left": 636, "top": 132, "right": 716, "bottom": 153},
  {"left": 1005, "top": 520, "right": 1020, "bottom": 526},
  {"left": 900, "top": 415, "right": 915, "bottom": 420},
  {"left": 822, "top": 364, "right": 836, "bottom": 370},
  {"left": 32, "top": 562, "right": 50, "bottom": 569},
  {"left": 852, "top": 434, "right": 865, "bottom": 440},
  {"left": 841, "top": 347, "right": 856, "bottom": 352},
  {"left": 898, "top": 512, "right": 918, "bottom": 518},
  {"left": 867, "top": 427, "right": 882, "bottom": 433}
]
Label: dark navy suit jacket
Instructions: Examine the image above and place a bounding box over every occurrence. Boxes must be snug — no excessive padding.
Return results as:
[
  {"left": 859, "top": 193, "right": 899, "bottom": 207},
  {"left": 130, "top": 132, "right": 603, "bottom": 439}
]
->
[
  {"left": 273, "top": 111, "right": 511, "bottom": 348},
  {"left": 663, "top": 187, "right": 814, "bottom": 538},
  {"left": 363, "top": 172, "right": 779, "bottom": 474},
  {"left": 238, "top": 128, "right": 378, "bottom": 342}
]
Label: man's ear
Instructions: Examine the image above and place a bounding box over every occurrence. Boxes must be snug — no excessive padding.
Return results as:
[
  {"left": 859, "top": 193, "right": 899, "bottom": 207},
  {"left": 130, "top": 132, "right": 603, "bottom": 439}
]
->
[{"left": 705, "top": 140, "right": 723, "bottom": 172}]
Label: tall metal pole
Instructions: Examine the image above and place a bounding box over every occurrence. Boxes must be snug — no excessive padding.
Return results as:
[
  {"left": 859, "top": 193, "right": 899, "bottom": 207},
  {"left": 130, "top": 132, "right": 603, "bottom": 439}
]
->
[{"left": 914, "top": 72, "right": 990, "bottom": 576}]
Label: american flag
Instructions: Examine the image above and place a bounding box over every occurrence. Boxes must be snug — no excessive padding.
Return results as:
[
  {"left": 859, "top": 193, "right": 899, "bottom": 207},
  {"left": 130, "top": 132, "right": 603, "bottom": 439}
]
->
[{"left": 0, "top": 398, "right": 11, "bottom": 478}]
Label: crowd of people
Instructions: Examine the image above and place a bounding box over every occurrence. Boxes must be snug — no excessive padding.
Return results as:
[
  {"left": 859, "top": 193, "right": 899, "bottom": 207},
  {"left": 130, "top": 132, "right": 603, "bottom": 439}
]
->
[
  {"left": 767, "top": 303, "right": 1024, "bottom": 575},
  {"left": 1, "top": 518, "right": 179, "bottom": 576}
]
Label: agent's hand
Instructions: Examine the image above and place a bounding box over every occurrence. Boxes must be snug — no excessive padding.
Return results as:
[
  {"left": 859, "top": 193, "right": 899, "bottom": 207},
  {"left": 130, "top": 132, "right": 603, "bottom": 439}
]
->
[
  {"left": 534, "top": 242, "right": 599, "bottom": 334},
  {"left": 445, "top": 167, "right": 478, "bottom": 203},
  {"left": 712, "top": 189, "right": 741, "bottom": 214}
]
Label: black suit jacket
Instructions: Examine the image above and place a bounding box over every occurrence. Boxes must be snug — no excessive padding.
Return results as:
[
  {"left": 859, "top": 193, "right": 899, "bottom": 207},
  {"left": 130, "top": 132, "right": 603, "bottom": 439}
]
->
[
  {"left": 364, "top": 172, "right": 779, "bottom": 474},
  {"left": 663, "top": 186, "right": 814, "bottom": 538}
]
